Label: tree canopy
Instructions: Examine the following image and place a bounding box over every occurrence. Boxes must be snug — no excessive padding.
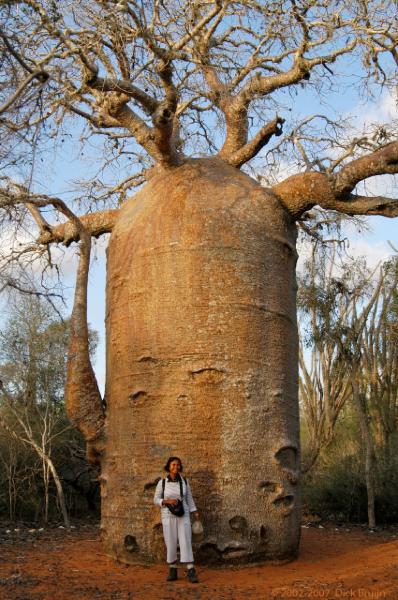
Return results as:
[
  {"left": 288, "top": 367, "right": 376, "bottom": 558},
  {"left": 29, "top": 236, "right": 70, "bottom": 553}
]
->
[{"left": 0, "top": 0, "right": 397, "bottom": 246}]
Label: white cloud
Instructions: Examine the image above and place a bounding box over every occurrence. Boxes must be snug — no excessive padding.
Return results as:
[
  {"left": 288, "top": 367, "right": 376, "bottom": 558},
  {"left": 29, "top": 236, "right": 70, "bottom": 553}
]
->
[
  {"left": 346, "top": 93, "right": 396, "bottom": 150},
  {"left": 343, "top": 238, "right": 393, "bottom": 269},
  {"left": 351, "top": 88, "right": 397, "bottom": 130}
]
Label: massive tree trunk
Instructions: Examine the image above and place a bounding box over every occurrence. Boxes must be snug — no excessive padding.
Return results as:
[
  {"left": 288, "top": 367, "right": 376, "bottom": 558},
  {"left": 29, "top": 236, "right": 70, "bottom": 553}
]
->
[{"left": 101, "top": 158, "right": 301, "bottom": 564}]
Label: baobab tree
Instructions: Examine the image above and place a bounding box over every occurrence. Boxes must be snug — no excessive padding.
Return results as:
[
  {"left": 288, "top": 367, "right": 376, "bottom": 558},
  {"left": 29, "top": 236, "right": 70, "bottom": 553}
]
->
[{"left": 0, "top": 1, "right": 397, "bottom": 564}]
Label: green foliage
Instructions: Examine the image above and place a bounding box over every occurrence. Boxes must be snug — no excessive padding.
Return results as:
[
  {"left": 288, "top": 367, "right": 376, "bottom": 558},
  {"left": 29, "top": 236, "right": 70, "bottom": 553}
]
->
[
  {"left": 303, "top": 452, "right": 368, "bottom": 523},
  {"left": 0, "top": 425, "right": 41, "bottom": 521},
  {"left": 302, "top": 430, "right": 398, "bottom": 524},
  {"left": 298, "top": 251, "right": 371, "bottom": 349},
  {"left": 0, "top": 296, "right": 98, "bottom": 405}
]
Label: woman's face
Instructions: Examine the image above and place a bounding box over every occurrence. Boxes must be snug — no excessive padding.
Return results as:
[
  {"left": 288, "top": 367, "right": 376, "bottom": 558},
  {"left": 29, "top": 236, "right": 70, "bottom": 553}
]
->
[{"left": 169, "top": 460, "right": 181, "bottom": 477}]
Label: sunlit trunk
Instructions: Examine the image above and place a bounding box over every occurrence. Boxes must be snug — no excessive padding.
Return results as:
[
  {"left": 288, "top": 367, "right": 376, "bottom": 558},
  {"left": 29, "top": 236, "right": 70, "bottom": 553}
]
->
[{"left": 101, "top": 158, "right": 301, "bottom": 564}]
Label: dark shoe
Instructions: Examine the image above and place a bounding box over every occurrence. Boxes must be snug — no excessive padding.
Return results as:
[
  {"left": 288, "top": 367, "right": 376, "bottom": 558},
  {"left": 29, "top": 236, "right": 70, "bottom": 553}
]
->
[
  {"left": 187, "top": 567, "right": 199, "bottom": 583},
  {"left": 167, "top": 566, "right": 177, "bottom": 582}
]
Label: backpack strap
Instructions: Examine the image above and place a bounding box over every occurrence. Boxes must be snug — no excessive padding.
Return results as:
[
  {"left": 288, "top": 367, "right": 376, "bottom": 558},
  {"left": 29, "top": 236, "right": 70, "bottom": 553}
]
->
[
  {"left": 161, "top": 477, "right": 166, "bottom": 499},
  {"left": 162, "top": 476, "right": 186, "bottom": 500}
]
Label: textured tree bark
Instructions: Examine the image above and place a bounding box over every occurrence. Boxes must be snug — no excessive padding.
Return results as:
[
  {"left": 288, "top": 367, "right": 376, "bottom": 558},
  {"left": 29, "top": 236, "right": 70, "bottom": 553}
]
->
[
  {"left": 65, "top": 231, "right": 105, "bottom": 465},
  {"left": 101, "top": 158, "right": 301, "bottom": 564}
]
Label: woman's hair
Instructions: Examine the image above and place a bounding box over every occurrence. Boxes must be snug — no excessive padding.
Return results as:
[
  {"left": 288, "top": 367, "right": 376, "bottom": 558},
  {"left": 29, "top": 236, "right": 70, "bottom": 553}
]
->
[{"left": 164, "top": 456, "right": 183, "bottom": 472}]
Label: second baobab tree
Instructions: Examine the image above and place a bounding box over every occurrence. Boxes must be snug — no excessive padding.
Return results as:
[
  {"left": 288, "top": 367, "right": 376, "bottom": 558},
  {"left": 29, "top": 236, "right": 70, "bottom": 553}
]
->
[{"left": 1, "top": 1, "right": 397, "bottom": 564}]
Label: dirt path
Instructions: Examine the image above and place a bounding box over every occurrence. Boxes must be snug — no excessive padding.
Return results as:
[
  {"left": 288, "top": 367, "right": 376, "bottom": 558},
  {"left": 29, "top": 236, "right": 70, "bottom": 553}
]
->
[{"left": 0, "top": 524, "right": 397, "bottom": 599}]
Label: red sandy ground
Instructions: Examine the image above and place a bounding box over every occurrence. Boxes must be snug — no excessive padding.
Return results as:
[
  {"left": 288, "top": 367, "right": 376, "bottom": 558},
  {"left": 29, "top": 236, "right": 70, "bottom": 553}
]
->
[{"left": 0, "top": 523, "right": 397, "bottom": 600}]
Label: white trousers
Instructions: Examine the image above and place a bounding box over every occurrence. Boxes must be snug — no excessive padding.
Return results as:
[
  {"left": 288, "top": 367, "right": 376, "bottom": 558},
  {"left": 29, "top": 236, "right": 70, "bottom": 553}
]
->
[{"left": 162, "top": 515, "right": 194, "bottom": 564}]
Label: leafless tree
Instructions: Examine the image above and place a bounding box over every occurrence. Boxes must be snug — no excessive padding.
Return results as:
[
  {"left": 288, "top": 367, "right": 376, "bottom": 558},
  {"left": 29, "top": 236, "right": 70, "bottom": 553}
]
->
[{"left": 0, "top": 389, "right": 71, "bottom": 526}]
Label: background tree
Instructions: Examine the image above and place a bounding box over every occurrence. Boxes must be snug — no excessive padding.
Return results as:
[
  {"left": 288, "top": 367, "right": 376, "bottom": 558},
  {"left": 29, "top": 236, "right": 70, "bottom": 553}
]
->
[
  {"left": 0, "top": 1, "right": 397, "bottom": 564},
  {"left": 349, "top": 258, "right": 398, "bottom": 527},
  {"left": 300, "top": 255, "right": 398, "bottom": 527},
  {"left": 362, "top": 258, "right": 398, "bottom": 465},
  {"left": 0, "top": 297, "right": 71, "bottom": 525},
  {"left": 0, "top": 295, "right": 99, "bottom": 525},
  {"left": 298, "top": 245, "right": 356, "bottom": 474}
]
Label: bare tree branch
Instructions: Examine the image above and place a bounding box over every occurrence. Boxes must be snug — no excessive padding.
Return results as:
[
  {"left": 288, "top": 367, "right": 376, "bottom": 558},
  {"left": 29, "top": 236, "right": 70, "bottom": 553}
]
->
[
  {"left": 0, "top": 184, "right": 119, "bottom": 244},
  {"left": 1, "top": 1, "right": 397, "bottom": 211},
  {"left": 84, "top": 74, "right": 158, "bottom": 115},
  {"left": 333, "top": 142, "right": 398, "bottom": 197},
  {"left": 0, "top": 70, "right": 49, "bottom": 115},
  {"left": 37, "top": 209, "right": 120, "bottom": 245},
  {"left": 320, "top": 194, "right": 398, "bottom": 218},
  {"left": 221, "top": 115, "right": 285, "bottom": 167},
  {"left": 273, "top": 141, "right": 398, "bottom": 219}
]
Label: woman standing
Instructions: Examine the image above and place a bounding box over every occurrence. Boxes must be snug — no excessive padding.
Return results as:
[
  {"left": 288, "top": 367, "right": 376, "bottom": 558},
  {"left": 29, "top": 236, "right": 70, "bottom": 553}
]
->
[{"left": 154, "top": 456, "right": 200, "bottom": 583}]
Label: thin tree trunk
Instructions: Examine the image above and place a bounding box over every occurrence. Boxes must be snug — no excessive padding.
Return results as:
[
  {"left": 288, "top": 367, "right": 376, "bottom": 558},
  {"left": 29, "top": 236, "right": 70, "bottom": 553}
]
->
[
  {"left": 44, "top": 454, "right": 70, "bottom": 528},
  {"left": 7, "top": 458, "right": 16, "bottom": 521},
  {"left": 43, "top": 456, "right": 50, "bottom": 523},
  {"left": 383, "top": 427, "right": 391, "bottom": 467},
  {"left": 351, "top": 367, "right": 376, "bottom": 528},
  {"left": 25, "top": 440, "right": 70, "bottom": 527},
  {"left": 29, "top": 436, "right": 69, "bottom": 527}
]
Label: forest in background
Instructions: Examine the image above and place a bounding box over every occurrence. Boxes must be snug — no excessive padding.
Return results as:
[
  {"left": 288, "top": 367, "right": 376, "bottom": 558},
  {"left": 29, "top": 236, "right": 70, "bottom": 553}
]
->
[
  {"left": 0, "top": 245, "right": 396, "bottom": 529},
  {"left": 0, "top": 296, "right": 100, "bottom": 526},
  {"left": 299, "top": 245, "right": 398, "bottom": 527}
]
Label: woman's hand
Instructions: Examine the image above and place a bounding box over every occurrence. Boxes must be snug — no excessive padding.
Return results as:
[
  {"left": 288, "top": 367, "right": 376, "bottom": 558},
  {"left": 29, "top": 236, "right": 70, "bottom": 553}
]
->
[
  {"left": 193, "top": 511, "right": 200, "bottom": 520},
  {"left": 163, "top": 499, "right": 178, "bottom": 506}
]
